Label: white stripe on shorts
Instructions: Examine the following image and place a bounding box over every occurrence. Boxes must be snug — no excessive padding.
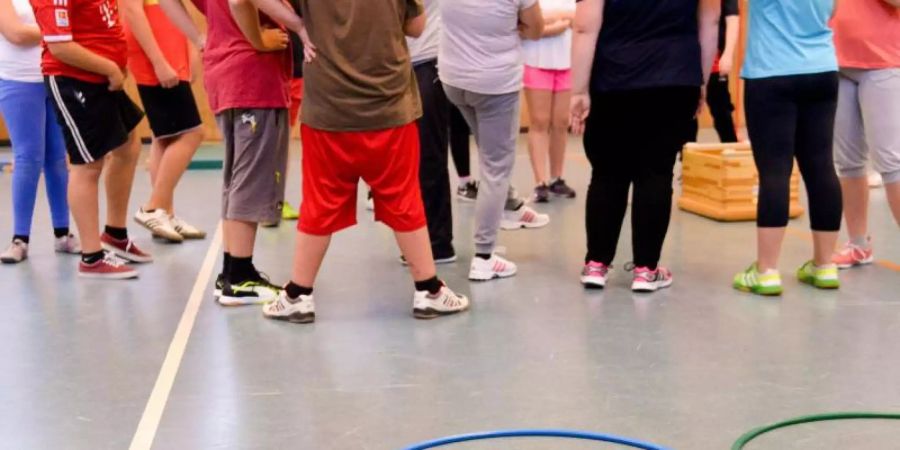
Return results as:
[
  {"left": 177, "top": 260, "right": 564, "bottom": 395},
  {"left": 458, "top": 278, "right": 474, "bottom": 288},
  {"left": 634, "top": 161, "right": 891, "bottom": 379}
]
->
[{"left": 48, "top": 75, "right": 92, "bottom": 163}]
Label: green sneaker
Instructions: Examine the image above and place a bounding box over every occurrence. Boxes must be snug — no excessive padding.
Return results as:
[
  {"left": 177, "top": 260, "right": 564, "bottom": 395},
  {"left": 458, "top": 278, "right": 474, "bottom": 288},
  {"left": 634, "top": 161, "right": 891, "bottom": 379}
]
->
[
  {"left": 218, "top": 273, "right": 282, "bottom": 306},
  {"left": 734, "top": 263, "right": 783, "bottom": 296},
  {"left": 797, "top": 261, "right": 840, "bottom": 289},
  {"left": 281, "top": 202, "right": 300, "bottom": 221}
]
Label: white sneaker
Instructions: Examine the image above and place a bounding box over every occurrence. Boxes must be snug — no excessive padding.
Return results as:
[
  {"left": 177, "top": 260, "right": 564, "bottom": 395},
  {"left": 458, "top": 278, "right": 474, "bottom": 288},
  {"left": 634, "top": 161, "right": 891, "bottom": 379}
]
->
[
  {"left": 0, "top": 239, "right": 28, "bottom": 264},
  {"left": 500, "top": 206, "right": 550, "bottom": 230},
  {"left": 469, "top": 254, "right": 518, "bottom": 281},
  {"left": 413, "top": 284, "right": 470, "bottom": 319},
  {"left": 262, "top": 291, "right": 316, "bottom": 323},
  {"left": 171, "top": 216, "right": 206, "bottom": 240},
  {"left": 631, "top": 266, "right": 674, "bottom": 293},
  {"left": 134, "top": 208, "right": 183, "bottom": 242},
  {"left": 54, "top": 234, "right": 81, "bottom": 254}
]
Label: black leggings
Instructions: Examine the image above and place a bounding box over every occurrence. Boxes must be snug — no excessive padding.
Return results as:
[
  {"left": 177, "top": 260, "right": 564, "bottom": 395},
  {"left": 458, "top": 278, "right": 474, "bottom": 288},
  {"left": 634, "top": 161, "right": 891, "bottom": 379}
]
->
[
  {"left": 449, "top": 104, "right": 471, "bottom": 178},
  {"left": 745, "top": 72, "right": 842, "bottom": 231},
  {"left": 584, "top": 86, "right": 699, "bottom": 268}
]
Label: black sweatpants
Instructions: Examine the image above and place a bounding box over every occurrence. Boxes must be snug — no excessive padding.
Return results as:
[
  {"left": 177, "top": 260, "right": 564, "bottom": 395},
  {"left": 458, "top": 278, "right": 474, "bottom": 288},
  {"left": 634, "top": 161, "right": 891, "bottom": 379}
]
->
[
  {"left": 744, "top": 72, "right": 842, "bottom": 231},
  {"left": 449, "top": 103, "right": 471, "bottom": 178},
  {"left": 414, "top": 60, "right": 454, "bottom": 258},
  {"left": 584, "top": 86, "right": 699, "bottom": 268}
]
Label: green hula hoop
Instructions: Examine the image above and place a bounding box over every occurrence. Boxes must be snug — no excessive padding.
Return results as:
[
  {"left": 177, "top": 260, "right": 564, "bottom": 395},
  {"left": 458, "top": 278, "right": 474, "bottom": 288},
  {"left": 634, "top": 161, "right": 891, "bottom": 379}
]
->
[{"left": 732, "top": 412, "right": 900, "bottom": 450}]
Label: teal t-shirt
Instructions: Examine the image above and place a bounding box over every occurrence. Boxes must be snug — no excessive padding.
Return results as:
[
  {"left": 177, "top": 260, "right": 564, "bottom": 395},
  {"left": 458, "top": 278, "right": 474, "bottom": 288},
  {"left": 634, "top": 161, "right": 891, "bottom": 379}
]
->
[{"left": 742, "top": 0, "right": 838, "bottom": 79}]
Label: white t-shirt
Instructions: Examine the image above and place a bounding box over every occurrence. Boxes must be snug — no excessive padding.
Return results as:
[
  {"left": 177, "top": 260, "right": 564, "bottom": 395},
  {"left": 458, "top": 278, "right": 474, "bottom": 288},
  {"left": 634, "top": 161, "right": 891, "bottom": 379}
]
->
[
  {"left": 522, "top": 0, "right": 576, "bottom": 70},
  {"left": 0, "top": 0, "right": 42, "bottom": 83},
  {"left": 439, "top": 0, "right": 538, "bottom": 95},
  {"left": 407, "top": 0, "right": 440, "bottom": 64}
]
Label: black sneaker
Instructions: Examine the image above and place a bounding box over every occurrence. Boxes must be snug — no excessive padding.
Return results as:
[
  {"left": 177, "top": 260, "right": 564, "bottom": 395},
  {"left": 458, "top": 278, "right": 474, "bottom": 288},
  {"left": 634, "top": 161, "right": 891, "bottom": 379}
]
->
[
  {"left": 549, "top": 178, "right": 576, "bottom": 198},
  {"left": 533, "top": 184, "right": 550, "bottom": 203},
  {"left": 457, "top": 180, "right": 478, "bottom": 202},
  {"left": 213, "top": 273, "right": 225, "bottom": 298},
  {"left": 399, "top": 252, "right": 458, "bottom": 266},
  {"left": 218, "top": 272, "right": 282, "bottom": 307}
]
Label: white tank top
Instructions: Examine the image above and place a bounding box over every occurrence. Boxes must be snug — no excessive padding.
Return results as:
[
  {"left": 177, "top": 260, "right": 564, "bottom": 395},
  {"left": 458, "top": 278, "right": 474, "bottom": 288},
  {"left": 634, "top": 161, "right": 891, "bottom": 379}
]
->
[
  {"left": 522, "top": 0, "right": 576, "bottom": 70},
  {"left": 0, "top": 0, "right": 43, "bottom": 83}
]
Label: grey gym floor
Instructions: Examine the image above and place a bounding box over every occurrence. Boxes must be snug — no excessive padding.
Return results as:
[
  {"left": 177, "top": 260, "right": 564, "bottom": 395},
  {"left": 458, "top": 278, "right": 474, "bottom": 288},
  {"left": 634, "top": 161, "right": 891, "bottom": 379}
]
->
[{"left": 0, "top": 133, "right": 898, "bottom": 450}]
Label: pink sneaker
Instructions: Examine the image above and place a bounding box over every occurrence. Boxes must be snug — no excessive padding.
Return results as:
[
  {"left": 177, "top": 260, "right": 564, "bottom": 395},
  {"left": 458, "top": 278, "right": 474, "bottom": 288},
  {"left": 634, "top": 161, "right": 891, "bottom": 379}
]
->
[
  {"left": 631, "top": 266, "right": 673, "bottom": 292},
  {"left": 78, "top": 253, "right": 138, "bottom": 279},
  {"left": 581, "top": 261, "right": 610, "bottom": 289},
  {"left": 832, "top": 240, "right": 874, "bottom": 269},
  {"left": 101, "top": 233, "right": 153, "bottom": 263}
]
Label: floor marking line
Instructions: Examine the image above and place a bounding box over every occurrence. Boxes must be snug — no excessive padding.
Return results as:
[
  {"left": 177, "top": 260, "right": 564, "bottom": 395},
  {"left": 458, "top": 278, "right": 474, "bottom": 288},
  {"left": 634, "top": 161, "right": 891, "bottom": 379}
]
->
[{"left": 129, "top": 223, "right": 223, "bottom": 450}]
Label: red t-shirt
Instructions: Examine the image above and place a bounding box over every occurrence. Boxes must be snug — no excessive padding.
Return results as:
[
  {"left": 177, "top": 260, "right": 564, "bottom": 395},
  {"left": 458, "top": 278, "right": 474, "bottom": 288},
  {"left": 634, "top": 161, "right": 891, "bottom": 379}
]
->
[
  {"left": 124, "top": 0, "right": 191, "bottom": 86},
  {"left": 832, "top": 0, "right": 900, "bottom": 69},
  {"left": 191, "top": 0, "right": 291, "bottom": 113},
  {"left": 31, "top": 0, "right": 128, "bottom": 83}
]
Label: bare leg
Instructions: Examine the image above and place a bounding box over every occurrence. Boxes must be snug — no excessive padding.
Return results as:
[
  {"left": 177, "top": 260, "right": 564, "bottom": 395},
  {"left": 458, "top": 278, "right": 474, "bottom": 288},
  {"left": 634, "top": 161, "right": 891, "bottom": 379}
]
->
[
  {"left": 223, "top": 219, "right": 257, "bottom": 258},
  {"left": 886, "top": 181, "right": 900, "bottom": 226},
  {"left": 525, "top": 88, "right": 552, "bottom": 185},
  {"left": 549, "top": 89, "right": 572, "bottom": 179},
  {"left": 840, "top": 175, "right": 869, "bottom": 240},
  {"left": 104, "top": 131, "right": 141, "bottom": 228},
  {"left": 147, "top": 138, "right": 164, "bottom": 188},
  {"left": 394, "top": 226, "right": 437, "bottom": 282},
  {"left": 290, "top": 231, "right": 332, "bottom": 287},
  {"left": 68, "top": 160, "right": 105, "bottom": 253},
  {"left": 145, "top": 129, "right": 204, "bottom": 214},
  {"left": 813, "top": 231, "right": 840, "bottom": 266},
  {"left": 757, "top": 227, "right": 786, "bottom": 272}
]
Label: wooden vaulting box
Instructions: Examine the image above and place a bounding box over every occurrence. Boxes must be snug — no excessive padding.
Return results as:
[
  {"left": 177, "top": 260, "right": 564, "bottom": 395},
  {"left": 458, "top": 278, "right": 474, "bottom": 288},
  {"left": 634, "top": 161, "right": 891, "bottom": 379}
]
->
[{"left": 678, "top": 142, "right": 804, "bottom": 222}]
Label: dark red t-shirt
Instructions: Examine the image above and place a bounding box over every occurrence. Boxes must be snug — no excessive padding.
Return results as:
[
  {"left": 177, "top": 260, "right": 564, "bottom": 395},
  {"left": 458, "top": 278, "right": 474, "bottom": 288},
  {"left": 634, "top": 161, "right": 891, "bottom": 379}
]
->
[
  {"left": 191, "top": 0, "right": 291, "bottom": 113},
  {"left": 31, "top": 0, "right": 128, "bottom": 83}
]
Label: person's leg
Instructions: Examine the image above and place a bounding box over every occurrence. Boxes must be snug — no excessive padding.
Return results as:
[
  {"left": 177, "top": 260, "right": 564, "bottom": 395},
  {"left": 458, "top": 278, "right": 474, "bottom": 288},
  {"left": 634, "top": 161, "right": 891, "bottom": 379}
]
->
[
  {"left": 449, "top": 103, "right": 472, "bottom": 180},
  {"left": 832, "top": 70, "right": 870, "bottom": 246},
  {"left": 0, "top": 81, "right": 47, "bottom": 243},
  {"left": 414, "top": 61, "right": 454, "bottom": 258},
  {"left": 69, "top": 159, "right": 105, "bottom": 254},
  {"left": 795, "top": 72, "right": 842, "bottom": 267},
  {"left": 104, "top": 130, "right": 141, "bottom": 229},
  {"left": 857, "top": 68, "right": 900, "bottom": 227},
  {"left": 548, "top": 88, "right": 572, "bottom": 180},
  {"left": 145, "top": 129, "right": 204, "bottom": 213},
  {"left": 42, "top": 94, "right": 71, "bottom": 235},
  {"left": 147, "top": 138, "right": 164, "bottom": 189},
  {"left": 525, "top": 87, "right": 553, "bottom": 186},
  {"left": 631, "top": 87, "right": 698, "bottom": 269},
  {"left": 745, "top": 77, "right": 798, "bottom": 272},
  {"left": 706, "top": 74, "right": 739, "bottom": 142}
]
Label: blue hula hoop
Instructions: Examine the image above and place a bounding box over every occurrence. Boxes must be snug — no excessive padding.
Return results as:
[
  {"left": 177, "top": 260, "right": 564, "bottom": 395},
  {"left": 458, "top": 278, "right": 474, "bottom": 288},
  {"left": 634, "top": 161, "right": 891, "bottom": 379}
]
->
[{"left": 401, "top": 429, "right": 673, "bottom": 450}]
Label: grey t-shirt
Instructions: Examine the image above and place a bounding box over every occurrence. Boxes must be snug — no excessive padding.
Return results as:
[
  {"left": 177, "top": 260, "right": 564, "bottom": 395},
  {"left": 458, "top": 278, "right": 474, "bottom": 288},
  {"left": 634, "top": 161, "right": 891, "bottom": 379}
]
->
[{"left": 438, "top": 0, "right": 538, "bottom": 95}]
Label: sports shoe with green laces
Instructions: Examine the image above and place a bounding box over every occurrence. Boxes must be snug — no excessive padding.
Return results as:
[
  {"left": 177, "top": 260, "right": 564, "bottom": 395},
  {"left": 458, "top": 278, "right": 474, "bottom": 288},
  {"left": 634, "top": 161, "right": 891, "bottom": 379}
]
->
[
  {"left": 797, "top": 261, "right": 840, "bottom": 289},
  {"left": 733, "top": 263, "right": 783, "bottom": 296},
  {"left": 281, "top": 202, "right": 299, "bottom": 221}
]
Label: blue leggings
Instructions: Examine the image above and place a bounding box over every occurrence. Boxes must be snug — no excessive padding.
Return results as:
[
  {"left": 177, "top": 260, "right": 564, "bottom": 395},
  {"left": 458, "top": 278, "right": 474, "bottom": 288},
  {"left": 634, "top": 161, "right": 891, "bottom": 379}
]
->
[{"left": 0, "top": 80, "right": 69, "bottom": 237}]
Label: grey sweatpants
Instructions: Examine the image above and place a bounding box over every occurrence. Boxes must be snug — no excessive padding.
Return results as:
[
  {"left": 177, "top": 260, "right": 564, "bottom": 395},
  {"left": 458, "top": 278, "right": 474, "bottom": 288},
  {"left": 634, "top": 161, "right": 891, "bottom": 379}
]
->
[
  {"left": 444, "top": 85, "right": 520, "bottom": 254},
  {"left": 834, "top": 68, "right": 900, "bottom": 184}
]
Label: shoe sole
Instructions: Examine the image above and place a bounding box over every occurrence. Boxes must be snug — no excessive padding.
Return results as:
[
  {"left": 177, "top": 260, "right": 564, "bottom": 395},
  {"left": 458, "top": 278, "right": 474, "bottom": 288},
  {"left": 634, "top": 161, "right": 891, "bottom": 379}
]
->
[
  {"left": 217, "top": 296, "right": 271, "bottom": 307},
  {"left": 263, "top": 311, "right": 315, "bottom": 324},
  {"left": 581, "top": 276, "right": 606, "bottom": 289},
  {"left": 400, "top": 255, "right": 458, "bottom": 265},
  {"left": 413, "top": 304, "right": 470, "bottom": 320},
  {"left": 102, "top": 243, "right": 154, "bottom": 264},
  {"left": 632, "top": 279, "right": 673, "bottom": 293},
  {"left": 134, "top": 217, "right": 184, "bottom": 243},
  {"left": 178, "top": 232, "right": 207, "bottom": 240},
  {"left": 500, "top": 219, "right": 550, "bottom": 230},
  {"left": 836, "top": 258, "right": 874, "bottom": 270},
  {"left": 798, "top": 277, "right": 841, "bottom": 290},
  {"left": 0, "top": 257, "right": 25, "bottom": 264},
  {"left": 78, "top": 271, "right": 138, "bottom": 280},
  {"left": 469, "top": 269, "right": 517, "bottom": 281},
  {"left": 733, "top": 284, "right": 783, "bottom": 296}
]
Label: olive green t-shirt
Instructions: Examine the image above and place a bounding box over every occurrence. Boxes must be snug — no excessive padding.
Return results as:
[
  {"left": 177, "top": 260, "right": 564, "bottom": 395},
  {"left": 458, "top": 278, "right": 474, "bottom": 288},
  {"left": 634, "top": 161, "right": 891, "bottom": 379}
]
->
[{"left": 299, "top": 0, "right": 424, "bottom": 131}]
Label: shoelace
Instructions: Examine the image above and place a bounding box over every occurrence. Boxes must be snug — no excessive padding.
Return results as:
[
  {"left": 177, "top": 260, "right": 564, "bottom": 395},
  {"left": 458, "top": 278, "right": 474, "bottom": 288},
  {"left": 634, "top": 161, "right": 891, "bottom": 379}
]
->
[{"left": 103, "top": 252, "right": 127, "bottom": 267}]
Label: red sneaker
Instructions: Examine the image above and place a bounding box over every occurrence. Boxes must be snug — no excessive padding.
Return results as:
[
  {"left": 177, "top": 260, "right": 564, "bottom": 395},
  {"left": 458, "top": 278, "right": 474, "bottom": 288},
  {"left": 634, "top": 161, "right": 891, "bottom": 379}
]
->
[
  {"left": 78, "top": 253, "right": 138, "bottom": 279},
  {"left": 832, "top": 240, "right": 875, "bottom": 269},
  {"left": 101, "top": 233, "right": 153, "bottom": 263}
]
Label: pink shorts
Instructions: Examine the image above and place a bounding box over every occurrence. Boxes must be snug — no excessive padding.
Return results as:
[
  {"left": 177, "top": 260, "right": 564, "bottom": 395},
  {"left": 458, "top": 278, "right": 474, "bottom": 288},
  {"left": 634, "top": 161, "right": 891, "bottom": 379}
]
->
[{"left": 524, "top": 66, "right": 572, "bottom": 92}]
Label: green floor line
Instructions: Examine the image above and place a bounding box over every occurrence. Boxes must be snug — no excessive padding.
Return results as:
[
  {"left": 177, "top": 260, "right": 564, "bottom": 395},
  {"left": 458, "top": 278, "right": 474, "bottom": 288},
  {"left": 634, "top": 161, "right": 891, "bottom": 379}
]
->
[{"left": 732, "top": 412, "right": 900, "bottom": 449}]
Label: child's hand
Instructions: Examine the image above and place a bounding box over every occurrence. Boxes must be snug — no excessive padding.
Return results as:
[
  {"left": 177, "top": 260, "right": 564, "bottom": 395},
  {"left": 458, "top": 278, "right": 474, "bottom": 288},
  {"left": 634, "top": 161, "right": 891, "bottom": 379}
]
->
[
  {"left": 260, "top": 27, "right": 289, "bottom": 52},
  {"left": 108, "top": 68, "right": 126, "bottom": 91},
  {"left": 154, "top": 61, "right": 180, "bottom": 88}
]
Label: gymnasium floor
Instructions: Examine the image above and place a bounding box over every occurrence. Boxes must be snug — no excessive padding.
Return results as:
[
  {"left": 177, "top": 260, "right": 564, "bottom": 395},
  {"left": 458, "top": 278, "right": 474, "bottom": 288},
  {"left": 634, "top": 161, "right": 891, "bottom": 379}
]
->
[{"left": 1, "top": 134, "right": 899, "bottom": 450}]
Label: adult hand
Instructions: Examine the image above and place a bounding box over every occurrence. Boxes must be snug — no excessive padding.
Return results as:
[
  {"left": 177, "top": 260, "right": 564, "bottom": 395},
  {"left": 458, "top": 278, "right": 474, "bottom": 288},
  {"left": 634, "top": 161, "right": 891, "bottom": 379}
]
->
[
  {"left": 154, "top": 61, "right": 180, "bottom": 88},
  {"left": 569, "top": 92, "right": 591, "bottom": 136},
  {"left": 298, "top": 22, "right": 316, "bottom": 62}
]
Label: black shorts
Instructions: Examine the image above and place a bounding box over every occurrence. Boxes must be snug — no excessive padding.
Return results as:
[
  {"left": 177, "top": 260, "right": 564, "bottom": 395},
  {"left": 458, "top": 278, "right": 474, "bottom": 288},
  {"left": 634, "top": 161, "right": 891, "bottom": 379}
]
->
[
  {"left": 45, "top": 75, "right": 145, "bottom": 165},
  {"left": 137, "top": 82, "right": 203, "bottom": 138}
]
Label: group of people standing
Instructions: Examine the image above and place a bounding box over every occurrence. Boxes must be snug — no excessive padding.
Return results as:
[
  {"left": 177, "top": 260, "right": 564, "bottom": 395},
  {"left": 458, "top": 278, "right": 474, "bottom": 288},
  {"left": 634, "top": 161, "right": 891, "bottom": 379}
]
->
[{"left": 0, "top": 0, "right": 896, "bottom": 322}]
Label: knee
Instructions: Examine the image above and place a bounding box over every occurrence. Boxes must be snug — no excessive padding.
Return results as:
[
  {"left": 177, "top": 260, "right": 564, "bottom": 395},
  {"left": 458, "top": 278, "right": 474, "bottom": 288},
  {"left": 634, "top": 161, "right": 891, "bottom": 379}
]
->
[
  {"left": 551, "top": 115, "right": 569, "bottom": 134},
  {"left": 529, "top": 115, "right": 551, "bottom": 133},
  {"left": 110, "top": 136, "right": 141, "bottom": 163},
  {"left": 72, "top": 160, "right": 103, "bottom": 181}
]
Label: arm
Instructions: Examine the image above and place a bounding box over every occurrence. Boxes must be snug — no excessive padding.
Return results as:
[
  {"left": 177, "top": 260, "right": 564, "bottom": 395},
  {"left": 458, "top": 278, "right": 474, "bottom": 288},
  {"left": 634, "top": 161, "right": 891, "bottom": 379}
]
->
[
  {"left": 158, "top": 0, "right": 206, "bottom": 49},
  {"left": 123, "top": 0, "right": 179, "bottom": 87},
  {"left": 718, "top": 14, "right": 739, "bottom": 76},
  {"left": 697, "top": 0, "right": 721, "bottom": 86},
  {"left": 229, "top": 0, "right": 288, "bottom": 52},
  {"left": 0, "top": 0, "right": 41, "bottom": 46},
  {"left": 883, "top": 0, "right": 900, "bottom": 7},
  {"left": 48, "top": 42, "right": 125, "bottom": 89},
  {"left": 541, "top": 17, "right": 571, "bottom": 37},
  {"left": 569, "top": 0, "right": 603, "bottom": 136},
  {"left": 518, "top": 2, "right": 545, "bottom": 41},
  {"left": 244, "top": 0, "right": 316, "bottom": 60},
  {"left": 404, "top": 12, "right": 425, "bottom": 38}
]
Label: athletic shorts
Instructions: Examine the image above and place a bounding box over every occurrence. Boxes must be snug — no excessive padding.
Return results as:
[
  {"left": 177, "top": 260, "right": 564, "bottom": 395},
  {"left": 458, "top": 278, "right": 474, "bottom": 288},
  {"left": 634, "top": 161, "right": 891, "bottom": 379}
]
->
[
  {"left": 289, "top": 78, "right": 303, "bottom": 126},
  {"left": 137, "top": 82, "right": 202, "bottom": 139},
  {"left": 524, "top": 66, "right": 572, "bottom": 92},
  {"left": 217, "top": 108, "right": 290, "bottom": 224},
  {"left": 298, "top": 122, "right": 427, "bottom": 235},
  {"left": 45, "top": 75, "right": 144, "bottom": 165}
]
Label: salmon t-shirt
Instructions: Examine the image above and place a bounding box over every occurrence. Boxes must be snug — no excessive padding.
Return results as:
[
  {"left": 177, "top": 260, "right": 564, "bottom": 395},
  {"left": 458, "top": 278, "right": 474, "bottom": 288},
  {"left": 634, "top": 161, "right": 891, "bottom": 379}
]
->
[
  {"left": 125, "top": 0, "right": 191, "bottom": 86},
  {"left": 832, "top": 0, "right": 900, "bottom": 69}
]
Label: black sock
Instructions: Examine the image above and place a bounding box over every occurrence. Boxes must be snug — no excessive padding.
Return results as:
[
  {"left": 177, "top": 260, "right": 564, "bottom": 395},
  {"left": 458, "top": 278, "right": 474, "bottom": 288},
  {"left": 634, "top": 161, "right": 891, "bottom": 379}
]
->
[
  {"left": 81, "top": 250, "right": 104, "bottom": 264},
  {"left": 476, "top": 253, "right": 492, "bottom": 260},
  {"left": 222, "top": 252, "right": 232, "bottom": 277},
  {"left": 228, "top": 256, "right": 256, "bottom": 283},
  {"left": 13, "top": 235, "right": 29, "bottom": 244},
  {"left": 104, "top": 226, "right": 128, "bottom": 241},
  {"left": 53, "top": 227, "right": 69, "bottom": 238},
  {"left": 285, "top": 281, "right": 313, "bottom": 300},
  {"left": 415, "top": 276, "right": 443, "bottom": 294}
]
